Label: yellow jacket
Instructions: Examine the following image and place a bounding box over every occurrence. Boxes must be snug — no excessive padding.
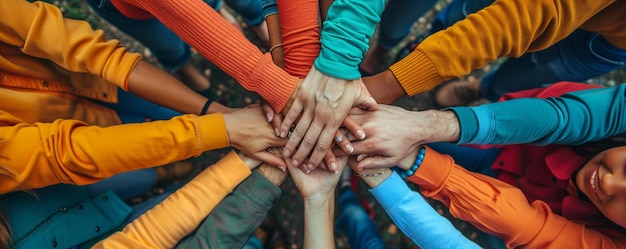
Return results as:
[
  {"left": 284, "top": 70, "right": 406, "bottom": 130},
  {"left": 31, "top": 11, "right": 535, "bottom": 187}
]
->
[
  {"left": 390, "top": 0, "right": 625, "bottom": 95},
  {"left": 0, "top": 0, "right": 141, "bottom": 125},
  {"left": 0, "top": 0, "right": 234, "bottom": 193}
]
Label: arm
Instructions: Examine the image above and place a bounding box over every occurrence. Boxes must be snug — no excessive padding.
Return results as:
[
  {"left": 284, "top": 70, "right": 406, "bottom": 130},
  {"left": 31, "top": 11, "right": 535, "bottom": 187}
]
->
[
  {"left": 0, "top": 0, "right": 220, "bottom": 115},
  {"left": 275, "top": 0, "right": 385, "bottom": 170},
  {"left": 451, "top": 83, "right": 626, "bottom": 145},
  {"left": 358, "top": 168, "right": 480, "bottom": 249},
  {"left": 389, "top": 0, "right": 616, "bottom": 96},
  {"left": 93, "top": 151, "right": 257, "bottom": 249},
  {"left": 0, "top": 107, "right": 285, "bottom": 193},
  {"left": 405, "top": 146, "right": 626, "bottom": 248},
  {"left": 110, "top": 0, "right": 298, "bottom": 111},
  {"left": 287, "top": 156, "right": 347, "bottom": 248},
  {"left": 174, "top": 164, "right": 286, "bottom": 248}
]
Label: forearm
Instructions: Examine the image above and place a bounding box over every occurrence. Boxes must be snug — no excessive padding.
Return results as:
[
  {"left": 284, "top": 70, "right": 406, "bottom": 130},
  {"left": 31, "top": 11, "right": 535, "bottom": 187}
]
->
[
  {"left": 450, "top": 84, "right": 626, "bottom": 145},
  {"left": 315, "top": 0, "right": 386, "bottom": 79},
  {"left": 276, "top": 0, "right": 319, "bottom": 78},
  {"left": 391, "top": 0, "right": 615, "bottom": 96},
  {"left": 127, "top": 60, "right": 210, "bottom": 115},
  {"left": 303, "top": 194, "right": 336, "bottom": 249}
]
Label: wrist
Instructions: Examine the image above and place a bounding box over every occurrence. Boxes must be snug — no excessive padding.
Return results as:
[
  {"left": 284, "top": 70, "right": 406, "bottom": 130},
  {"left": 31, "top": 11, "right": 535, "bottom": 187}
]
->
[
  {"left": 356, "top": 167, "right": 392, "bottom": 188},
  {"left": 281, "top": 79, "right": 303, "bottom": 115},
  {"left": 396, "top": 146, "right": 426, "bottom": 179}
]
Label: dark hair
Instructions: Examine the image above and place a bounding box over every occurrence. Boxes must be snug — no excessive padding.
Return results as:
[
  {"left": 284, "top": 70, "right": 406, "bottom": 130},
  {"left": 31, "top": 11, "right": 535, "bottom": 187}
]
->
[
  {"left": 0, "top": 209, "right": 11, "bottom": 249},
  {"left": 571, "top": 134, "right": 626, "bottom": 158}
]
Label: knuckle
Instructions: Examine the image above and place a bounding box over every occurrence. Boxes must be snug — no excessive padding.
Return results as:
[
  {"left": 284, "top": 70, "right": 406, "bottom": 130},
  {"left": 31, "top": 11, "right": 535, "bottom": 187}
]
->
[{"left": 301, "top": 137, "right": 316, "bottom": 148}]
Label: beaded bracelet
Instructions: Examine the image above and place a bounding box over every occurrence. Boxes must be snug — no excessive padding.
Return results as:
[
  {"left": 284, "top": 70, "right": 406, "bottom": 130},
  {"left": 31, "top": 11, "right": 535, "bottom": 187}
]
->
[
  {"left": 353, "top": 168, "right": 388, "bottom": 177},
  {"left": 398, "top": 146, "right": 426, "bottom": 179}
]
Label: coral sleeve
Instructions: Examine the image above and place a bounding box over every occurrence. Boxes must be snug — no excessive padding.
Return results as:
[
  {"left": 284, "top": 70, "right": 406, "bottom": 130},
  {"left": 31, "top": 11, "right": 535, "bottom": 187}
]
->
[
  {"left": 110, "top": 0, "right": 298, "bottom": 111},
  {"left": 276, "top": 0, "right": 320, "bottom": 78}
]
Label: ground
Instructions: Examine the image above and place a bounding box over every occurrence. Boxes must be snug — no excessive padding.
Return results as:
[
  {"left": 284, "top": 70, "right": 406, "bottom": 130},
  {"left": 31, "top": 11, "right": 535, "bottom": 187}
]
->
[{"left": 45, "top": 0, "right": 626, "bottom": 248}]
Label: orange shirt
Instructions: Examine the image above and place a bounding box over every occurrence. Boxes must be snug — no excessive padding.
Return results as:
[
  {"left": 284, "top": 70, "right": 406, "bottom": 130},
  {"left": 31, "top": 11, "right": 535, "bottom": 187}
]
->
[{"left": 406, "top": 147, "right": 626, "bottom": 248}]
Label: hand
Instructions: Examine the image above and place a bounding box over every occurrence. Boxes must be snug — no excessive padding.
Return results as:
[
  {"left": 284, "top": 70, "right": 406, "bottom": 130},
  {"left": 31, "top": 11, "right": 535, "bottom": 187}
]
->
[
  {"left": 335, "top": 105, "right": 460, "bottom": 171},
  {"left": 287, "top": 155, "right": 348, "bottom": 200},
  {"left": 279, "top": 66, "right": 378, "bottom": 171},
  {"left": 223, "top": 107, "right": 288, "bottom": 169}
]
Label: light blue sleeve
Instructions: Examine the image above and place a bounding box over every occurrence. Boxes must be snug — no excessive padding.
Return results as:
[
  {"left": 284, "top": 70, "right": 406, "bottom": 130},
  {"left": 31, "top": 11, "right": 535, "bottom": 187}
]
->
[
  {"left": 369, "top": 171, "right": 482, "bottom": 249},
  {"left": 450, "top": 84, "right": 626, "bottom": 145},
  {"left": 314, "top": 0, "right": 386, "bottom": 79}
]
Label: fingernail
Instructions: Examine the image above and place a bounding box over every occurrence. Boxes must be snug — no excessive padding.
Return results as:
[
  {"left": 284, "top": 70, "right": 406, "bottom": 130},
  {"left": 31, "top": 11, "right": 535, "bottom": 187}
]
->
[
  {"left": 307, "top": 163, "right": 315, "bottom": 170},
  {"left": 345, "top": 144, "right": 354, "bottom": 154},
  {"left": 280, "top": 131, "right": 287, "bottom": 138},
  {"left": 357, "top": 130, "right": 366, "bottom": 139},
  {"left": 334, "top": 170, "right": 339, "bottom": 174},
  {"left": 330, "top": 162, "right": 338, "bottom": 171},
  {"left": 266, "top": 112, "right": 273, "bottom": 122},
  {"left": 292, "top": 159, "right": 299, "bottom": 166},
  {"left": 335, "top": 135, "right": 343, "bottom": 143},
  {"left": 357, "top": 154, "right": 366, "bottom": 161},
  {"left": 275, "top": 128, "right": 280, "bottom": 137},
  {"left": 283, "top": 149, "right": 290, "bottom": 157}
]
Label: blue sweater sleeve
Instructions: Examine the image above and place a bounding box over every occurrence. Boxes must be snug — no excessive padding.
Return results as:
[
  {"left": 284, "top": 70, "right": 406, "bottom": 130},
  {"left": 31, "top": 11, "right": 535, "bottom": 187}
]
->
[
  {"left": 369, "top": 171, "right": 481, "bottom": 249},
  {"left": 314, "top": 0, "right": 386, "bottom": 79},
  {"left": 450, "top": 84, "right": 626, "bottom": 145}
]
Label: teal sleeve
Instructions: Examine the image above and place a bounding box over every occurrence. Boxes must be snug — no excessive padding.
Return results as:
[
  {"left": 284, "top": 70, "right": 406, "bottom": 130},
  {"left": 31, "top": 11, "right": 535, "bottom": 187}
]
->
[
  {"left": 314, "top": 0, "right": 386, "bottom": 79},
  {"left": 450, "top": 84, "right": 626, "bottom": 145}
]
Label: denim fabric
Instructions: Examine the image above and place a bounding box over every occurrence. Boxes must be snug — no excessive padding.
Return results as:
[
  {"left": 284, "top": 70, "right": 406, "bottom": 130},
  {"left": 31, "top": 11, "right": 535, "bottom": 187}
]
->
[
  {"left": 260, "top": 0, "right": 277, "bottom": 18},
  {"left": 431, "top": 0, "right": 626, "bottom": 101},
  {"left": 85, "top": 0, "right": 193, "bottom": 71},
  {"left": 335, "top": 189, "right": 387, "bottom": 249},
  {"left": 97, "top": 88, "right": 182, "bottom": 124},
  {"left": 481, "top": 30, "right": 626, "bottom": 101},
  {"left": 86, "top": 168, "right": 158, "bottom": 201},
  {"left": 224, "top": 0, "right": 264, "bottom": 26},
  {"left": 377, "top": 0, "right": 438, "bottom": 49}
]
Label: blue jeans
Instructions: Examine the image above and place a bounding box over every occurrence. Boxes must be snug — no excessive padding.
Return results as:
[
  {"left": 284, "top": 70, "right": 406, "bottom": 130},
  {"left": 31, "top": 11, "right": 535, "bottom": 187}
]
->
[
  {"left": 377, "top": 0, "right": 438, "bottom": 49},
  {"left": 98, "top": 88, "right": 182, "bottom": 124},
  {"left": 86, "top": 0, "right": 264, "bottom": 71},
  {"left": 431, "top": 0, "right": 626, "bottom": 101},
  {"left": 335, "top": 189, "right": 387, "bottom": 249}
]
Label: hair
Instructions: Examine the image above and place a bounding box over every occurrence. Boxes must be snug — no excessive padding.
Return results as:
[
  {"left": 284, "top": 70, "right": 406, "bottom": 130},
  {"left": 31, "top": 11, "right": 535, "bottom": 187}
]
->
[
  {"left": 571, "top": 134, "right": 626, "bottom": 158},
  {"left": 0, "top": 208, "right": 11, "bottom": 249}
]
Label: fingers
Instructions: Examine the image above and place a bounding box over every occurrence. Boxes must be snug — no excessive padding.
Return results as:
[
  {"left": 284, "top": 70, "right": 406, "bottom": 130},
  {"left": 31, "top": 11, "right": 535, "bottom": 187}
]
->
[
  {"left": 322, "top": 150, "right": 339, "bottom": 173},
  {"left": 291, "top": 114, "right": 326, "bottom": 170},
  {"left": 262, "top": 102, "right": 283, "bottom": 136},
  {"left": 279, "top": 96, "right": 304, "bottom": 139},
  {"left": 254, "top": 151, "right": 287, "bottom": 171}
]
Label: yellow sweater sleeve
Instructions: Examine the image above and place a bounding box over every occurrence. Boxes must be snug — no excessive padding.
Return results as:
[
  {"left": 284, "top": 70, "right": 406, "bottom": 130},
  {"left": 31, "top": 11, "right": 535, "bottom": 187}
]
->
[
  {"left": 92, "top": 151, "right": 251, "bottom": 249},
  {"left": 0, "top": 0, "right": 141, "bottom": 90},
  {"left": 408, "top": 147, "right": 626, "bottom": 248},
  {"left": 0, "top": 111, "right": 229, "bottom": 193},
  {"left": 390, "top": 0, "right": 616, "bottom": 96}
]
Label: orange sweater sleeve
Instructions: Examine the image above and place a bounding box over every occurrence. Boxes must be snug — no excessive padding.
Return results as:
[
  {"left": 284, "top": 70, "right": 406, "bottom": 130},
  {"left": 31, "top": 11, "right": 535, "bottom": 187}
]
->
[
  {"left": 93, "top": 151, "right": 251, "bottom": 249},
  {"left": 276, "top": 0, "right": 320, "bottom": 78},
  {"left": 390, "top": 0, "right": 616, "bottom": 96},
  {"left": 0, "top": 0, "right": 140, "bottom": 90},
  {"left": 406, "top": 146, "right": 626, "bottom": 248},
  {"left": 0, "top": 112, "right": 229, "bottom": 193},
  {"left": 110, "top": 0, "right": 298, "bottom": 111}
]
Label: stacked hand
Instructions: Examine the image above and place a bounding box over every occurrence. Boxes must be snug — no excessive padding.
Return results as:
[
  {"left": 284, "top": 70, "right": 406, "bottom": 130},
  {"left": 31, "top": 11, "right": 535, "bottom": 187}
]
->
[{"left": 274, "top": 66, "right": 378, "bottom": 173}]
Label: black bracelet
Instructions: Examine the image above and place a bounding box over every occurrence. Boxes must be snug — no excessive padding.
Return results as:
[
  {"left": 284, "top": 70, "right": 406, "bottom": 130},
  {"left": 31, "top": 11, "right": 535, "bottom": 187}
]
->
[{"left": 200, "top": 99, "right": 212, "bottom": 115}]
